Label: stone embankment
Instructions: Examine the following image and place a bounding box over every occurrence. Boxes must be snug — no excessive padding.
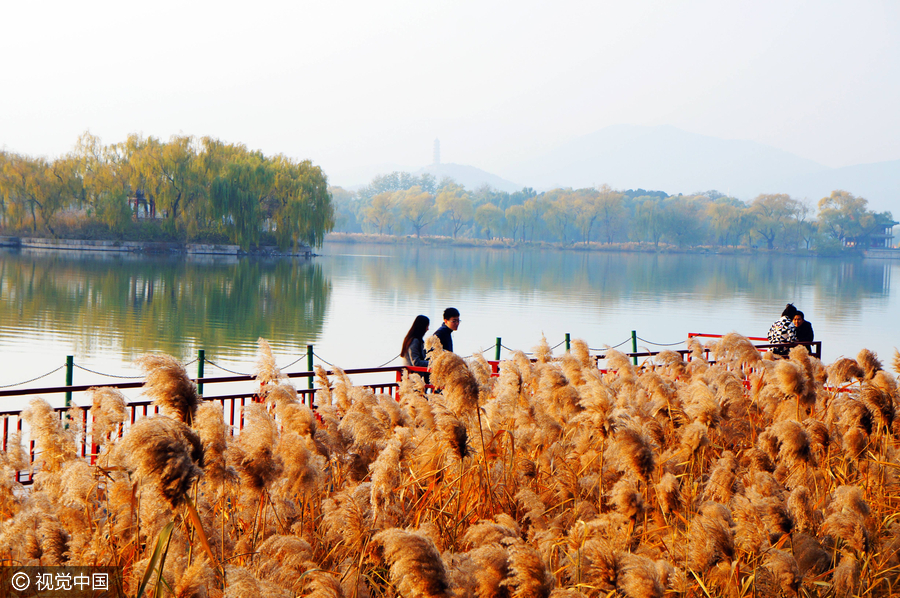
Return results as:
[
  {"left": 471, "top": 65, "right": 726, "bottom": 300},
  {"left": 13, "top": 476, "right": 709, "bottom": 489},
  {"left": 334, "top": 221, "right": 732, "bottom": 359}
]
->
[{"left": 0, "top": 236, "right": 312, "bottom": 257}]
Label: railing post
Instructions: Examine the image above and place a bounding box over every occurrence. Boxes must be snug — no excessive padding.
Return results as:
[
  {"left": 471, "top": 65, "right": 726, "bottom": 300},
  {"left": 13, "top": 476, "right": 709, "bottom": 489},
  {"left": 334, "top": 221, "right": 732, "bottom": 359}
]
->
[
  {"left": 197, "top": 349, "right": 205, "bottom": 396},
  {"left": 65, "top": 355, "right": 74, "bottom": 408},
  {"left": 495, "top": 338, "right": 501, "bottom": 361},
  {"left": 565, "top": 333, "right": 571, "bottom": 353},
  {"left": 307, "top": 345, "right": 314, "bottom": 391},
  {"left": 631, "top": 331, "right": 638, "bottom": 366}
]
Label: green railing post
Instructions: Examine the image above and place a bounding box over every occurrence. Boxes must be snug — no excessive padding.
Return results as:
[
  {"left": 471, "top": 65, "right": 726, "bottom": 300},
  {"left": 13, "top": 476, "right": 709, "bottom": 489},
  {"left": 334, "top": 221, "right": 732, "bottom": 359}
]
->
[
  {"left": 631, "top": 330, "right": 638, "bottom": 366},
  {"left": 65, "top": 355, "right": 74, "bottom": 408},
  {"left": 307, "top": 345, "right": 314, "bottom": 390},
  {"left": 565, "top": 333, "right": 571, "bottom": 353},
  {"left": 197, "top": 349, "right": 205, "bottom": 396},
  {"left": 495, "top": 338, "right": 501, "bottom": 361}
]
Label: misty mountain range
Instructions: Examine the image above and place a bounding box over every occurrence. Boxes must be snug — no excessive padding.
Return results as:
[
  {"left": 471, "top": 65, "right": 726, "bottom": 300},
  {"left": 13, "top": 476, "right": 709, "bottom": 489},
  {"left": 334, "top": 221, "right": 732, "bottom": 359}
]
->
[{"left": 331, "top": 124, "right": 899, "bottom": 214}]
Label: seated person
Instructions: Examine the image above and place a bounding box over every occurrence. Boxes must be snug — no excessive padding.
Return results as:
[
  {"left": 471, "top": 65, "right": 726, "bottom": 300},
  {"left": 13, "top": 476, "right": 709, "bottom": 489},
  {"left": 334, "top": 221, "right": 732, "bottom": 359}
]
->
[
  {"left": 793, "top": 311, "right": 814, "bottom": 347},
  {"left": 767, "top": 303, "right": 798, "bottom": 357}
]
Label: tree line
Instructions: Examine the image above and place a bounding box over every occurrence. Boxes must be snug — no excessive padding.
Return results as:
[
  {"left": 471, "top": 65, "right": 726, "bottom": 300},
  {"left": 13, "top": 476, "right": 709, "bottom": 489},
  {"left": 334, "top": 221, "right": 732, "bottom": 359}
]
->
[
  {"left": 0, "top": 133, "right": 334, "bottom": 250},
  {"left": 330, "top": 173, "right": 896, "bottom": 252}
]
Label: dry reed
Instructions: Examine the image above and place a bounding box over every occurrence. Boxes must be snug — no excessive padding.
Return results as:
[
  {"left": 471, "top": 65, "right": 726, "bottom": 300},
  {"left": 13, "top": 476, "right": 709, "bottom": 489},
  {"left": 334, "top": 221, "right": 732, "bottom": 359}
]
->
[{"left": 5, "top": 336, "right": 900, "bottom": 596}]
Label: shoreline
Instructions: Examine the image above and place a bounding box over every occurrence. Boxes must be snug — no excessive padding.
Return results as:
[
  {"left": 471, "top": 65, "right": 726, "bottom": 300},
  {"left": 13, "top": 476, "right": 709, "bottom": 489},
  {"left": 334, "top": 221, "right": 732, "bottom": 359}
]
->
[
  {"left": 0, "top": 235, "right": 314, "bottom": 258},
  {"left": 325, "top": 231, "right": 900, "bottom": 259}
]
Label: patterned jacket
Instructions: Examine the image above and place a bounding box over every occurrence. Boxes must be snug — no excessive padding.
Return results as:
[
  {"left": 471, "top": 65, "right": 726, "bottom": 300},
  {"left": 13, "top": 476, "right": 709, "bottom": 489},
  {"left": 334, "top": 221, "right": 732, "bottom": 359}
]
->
[{"left": 767, "top": 316, "right": 797, "bottom": 356}]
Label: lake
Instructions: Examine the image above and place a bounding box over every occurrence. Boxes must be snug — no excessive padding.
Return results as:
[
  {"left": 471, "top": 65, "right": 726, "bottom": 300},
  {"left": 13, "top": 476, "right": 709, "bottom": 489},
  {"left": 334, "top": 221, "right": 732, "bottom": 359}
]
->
[{"left": 1, "top": 241, "right": 898, "bottom": 405}]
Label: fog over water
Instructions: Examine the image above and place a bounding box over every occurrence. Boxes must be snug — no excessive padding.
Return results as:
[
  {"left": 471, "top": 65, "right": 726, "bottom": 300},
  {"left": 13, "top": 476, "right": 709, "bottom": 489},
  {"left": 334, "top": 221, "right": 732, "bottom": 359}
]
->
[{"left": 1, "top": 243, "right": 898, "bottom": 408}]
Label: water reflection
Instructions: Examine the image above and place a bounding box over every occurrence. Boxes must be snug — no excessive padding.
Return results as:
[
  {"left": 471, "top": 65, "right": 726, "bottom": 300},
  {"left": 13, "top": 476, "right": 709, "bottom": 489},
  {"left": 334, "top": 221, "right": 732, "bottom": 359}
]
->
[
  {"left": 0, "top": 243, "right": 896, "bottom": 385},
  {"left": 328, "top": 244, "right": 892, "bottom": 308},
  {"left": 0, "top": 249, "right": 331, "bottom": 360}
]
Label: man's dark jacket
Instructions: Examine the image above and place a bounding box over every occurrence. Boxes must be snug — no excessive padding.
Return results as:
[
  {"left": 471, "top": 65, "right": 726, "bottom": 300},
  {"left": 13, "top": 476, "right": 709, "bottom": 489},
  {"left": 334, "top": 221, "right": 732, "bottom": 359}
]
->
[{"left": 433, "top": 324, "right": 453, "bottom": 352}]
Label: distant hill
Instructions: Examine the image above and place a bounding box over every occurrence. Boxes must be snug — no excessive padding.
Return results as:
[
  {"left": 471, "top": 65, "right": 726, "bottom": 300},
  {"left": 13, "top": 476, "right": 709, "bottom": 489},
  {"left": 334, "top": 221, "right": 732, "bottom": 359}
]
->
[
  {"left": 505, "top": 124, "right": 828, "bottom": 196},
  {"left": 777, "top": 160, "right": 900, "bottom": 214},
  {"left": 503, "top": 124, "right": 899, "bottom": 214},
  {"left": 328, "top": 162, "right": 414, "bottom": 190},
  {"left": 414, "top": 163, "right": 521, "bottom": 193}
]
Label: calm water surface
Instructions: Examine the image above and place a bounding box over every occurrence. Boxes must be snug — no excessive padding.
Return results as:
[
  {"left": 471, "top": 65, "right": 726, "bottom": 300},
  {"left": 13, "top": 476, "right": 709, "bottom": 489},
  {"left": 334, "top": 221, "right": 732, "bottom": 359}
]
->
[{"left": 1, "top": 241, "right": 898, "bottom": 404}]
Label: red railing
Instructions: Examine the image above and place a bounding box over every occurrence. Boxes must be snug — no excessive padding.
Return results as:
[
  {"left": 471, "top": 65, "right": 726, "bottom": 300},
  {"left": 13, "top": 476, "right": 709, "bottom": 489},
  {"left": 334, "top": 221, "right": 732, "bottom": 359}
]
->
[
  {"left": 687, "top": 333, "right": 822, "bottom": 360},
  {"left": 0, "top": 334, "right": 822, "bottom": 483}
]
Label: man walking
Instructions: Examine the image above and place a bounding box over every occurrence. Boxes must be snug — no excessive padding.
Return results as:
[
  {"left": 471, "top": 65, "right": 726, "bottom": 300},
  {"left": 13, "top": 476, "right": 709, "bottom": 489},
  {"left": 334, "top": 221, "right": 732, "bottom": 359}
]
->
[{"left": 433, "top": 307, "right": 460, "bottom": 353}]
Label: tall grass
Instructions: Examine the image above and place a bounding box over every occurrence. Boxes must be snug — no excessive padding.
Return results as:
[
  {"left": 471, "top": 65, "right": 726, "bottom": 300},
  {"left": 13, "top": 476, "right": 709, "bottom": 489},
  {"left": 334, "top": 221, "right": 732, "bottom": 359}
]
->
[{"left": 1, "top": 336, "right": 900, "bottom": 597}]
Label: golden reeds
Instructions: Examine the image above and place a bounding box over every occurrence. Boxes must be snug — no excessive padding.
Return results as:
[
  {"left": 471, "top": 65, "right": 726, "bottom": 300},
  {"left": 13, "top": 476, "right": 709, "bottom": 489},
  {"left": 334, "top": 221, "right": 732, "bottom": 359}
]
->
[
  {"left": 8, "top": 340, "right": 900, "bottom": 596},
  {"left": 135, "top": 354, "right": 201, "bottom": 424}
]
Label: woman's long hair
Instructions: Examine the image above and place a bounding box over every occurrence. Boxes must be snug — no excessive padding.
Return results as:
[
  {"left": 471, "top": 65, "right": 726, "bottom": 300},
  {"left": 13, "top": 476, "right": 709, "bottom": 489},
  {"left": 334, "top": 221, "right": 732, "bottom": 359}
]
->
[{"left": 401, "top": 315, "right": 430, "bottom": 357}]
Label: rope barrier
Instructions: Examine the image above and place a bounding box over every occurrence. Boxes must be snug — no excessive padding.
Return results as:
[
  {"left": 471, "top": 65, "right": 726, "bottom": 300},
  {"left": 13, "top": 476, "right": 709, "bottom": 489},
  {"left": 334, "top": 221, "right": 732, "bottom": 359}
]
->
[
  {"left": 312, "top": 352, "right": 336, "bottom": 368},
  {"left": 500, "top": 343, "right": 533, "bottom": 355},
  {"left": 374, "top": 355, "right": 401, "bottom": 368},
  {"left": 0, "top": 364, "right": 67, "bottom": 389},
  {"left": 278, "top": 354, "right": 307, "bottom": 370},
  {"left": 203, "top": 359, "right": 251, "bottom": 376},
  {"left": 590, "top": 337, "right": 633, "bottom": 352},
  {"left": 73, "top": 364, "right": 144, "bottom": 379},
  {"left": 635, "top": 336, "right": 685, "bottom": 347}
]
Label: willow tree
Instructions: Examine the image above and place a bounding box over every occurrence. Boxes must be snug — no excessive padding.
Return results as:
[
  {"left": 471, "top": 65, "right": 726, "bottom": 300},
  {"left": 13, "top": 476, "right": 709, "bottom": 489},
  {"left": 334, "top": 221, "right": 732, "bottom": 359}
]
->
[
  {"left": 0, "top": 152, "right": 80, "bottom": 234},
  {"left": 209, "top": 157, "right": 270, "bottom": 249},
  {"left": 269, "top": 155, "right": 333, "bottom": 250}
]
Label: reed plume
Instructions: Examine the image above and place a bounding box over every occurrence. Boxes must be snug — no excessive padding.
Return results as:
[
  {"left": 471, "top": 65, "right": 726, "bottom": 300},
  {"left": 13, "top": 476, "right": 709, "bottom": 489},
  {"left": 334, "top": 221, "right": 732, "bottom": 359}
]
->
[
  {"left": 463, "top": 516, "right": 521, "bottom": 548},
  {"left": 763, "top": 549, "right": 801, "bottom": 596},
  {"left": 570, "top": 338, "right": 593, "bottom": 368},
  {"left": 533, "top": 335, "right": 553, "bottom": 364},
  {"left": 688, "top": 503, "right": 735, "bottom": 571},
  {"left": 605, "top": 349, "right": 636, "bottom": 381},
  {"left": 434, "top": 408, "right": 469, "bottom": 461},
  {"left": 655, "top": 472, "right": 682, "bottom": 515},
  {"left": 654, "top": 350, "right": 686, "bottom": 378},
  {"left": 135, "top": 353, "right": 200, "bottom": 424},
  {"left": 609, "top": 476, "right": 645, "bottom": 519},
  {"left": 702, "top": 452, "right": 739, "bottom": 504},
  {"left": 774, "top": 359, "right": 807, "bottom": 402},
  {"left": 314, "top": 364, "right": 333, "bottom": 407},
  {"left": 828, "top": 358, "right": 864, "bottom": 385},
  {"left": 374, "top": 528, "right": 453, "bottom": 598},
  {"left": 540, "top": 367, "right": 582, "bottom": 420},
  {"left": 115, "top": 416, "right": 203, "bottom": 508},
  {"left": 857, "top": 348, "right": 882, "bottom": 380},
  {"left": 605, "top": 425, "right": 655, "bottom": 483},
  {"left": 860, "top": 381, "right": 894, "bottom": 432},
  {"left": 255, "top": 337, "right": 285, "bottom": 387},
  {"left": 832, "top": 553, "right": 860, "bottom": 597},
  {"left": 430, "top": 348, "right": 480, "bottom": 417},
  {"left": 468, "top": 351, "right": 494, "bottom": 390},
  {"left": 88, "top": 387, "right": 127, "bottom": 447},
  {"left": 616, "top": 553, "right": 664, "bottom": 598},
  {"left": 501, "top": 540, "right": 554, "bottom": 598},
  {"left": 370, "top": 428, "right": 411, "bottom": 528},
  {"left": 768, "top": 420, "right": 812, "bottom": 467},
  {"left": 194, "top": 402, "right": 236, "bottom": 493},
  {"left": 276, "top": 430, "right": 323, "bottom": 500},
  {"left": 822, "top": 510, "right": 870, "bottom": 552},
  {"left": 714, "top": 332, "right": 762, "bottom": 368},
  {"left": 21, "top": 397, "right": 77, "bottom": 475},
  {"left": 303, "top": 571, "right": 346, "bottom": 598},
  {"left": 682, "top": 380, "right": 720, "bottom": 426},
  {"left": 230, "top": 403, "right": 282, "bottom": 493}
]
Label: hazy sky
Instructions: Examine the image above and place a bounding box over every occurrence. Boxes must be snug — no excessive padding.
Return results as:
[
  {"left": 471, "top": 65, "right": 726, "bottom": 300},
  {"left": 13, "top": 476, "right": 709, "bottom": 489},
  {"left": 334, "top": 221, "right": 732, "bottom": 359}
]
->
[{"left": 2, "top": 0, "right": 898, "bottom": 184}]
